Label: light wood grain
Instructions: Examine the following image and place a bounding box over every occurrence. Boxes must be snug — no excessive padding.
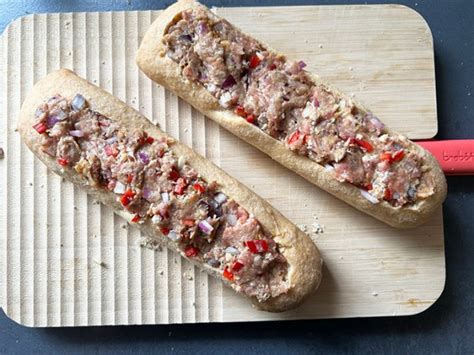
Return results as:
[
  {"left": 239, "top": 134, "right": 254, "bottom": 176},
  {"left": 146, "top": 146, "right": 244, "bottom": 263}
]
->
[{"left": 0, "top": 5, "right": 444, "bottom": 327}]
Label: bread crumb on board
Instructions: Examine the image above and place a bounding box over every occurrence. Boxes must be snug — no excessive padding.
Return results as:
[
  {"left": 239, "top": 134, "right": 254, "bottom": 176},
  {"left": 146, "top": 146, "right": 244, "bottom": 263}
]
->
[
  {"left": 93, "top": 258, "right": 106, "bottom": 268},
  {"left": 297, "top": 215, "right": 325, "bottom": 241},
  {"left": 139, "top": 237, "right": 162, "bottom": 251}
]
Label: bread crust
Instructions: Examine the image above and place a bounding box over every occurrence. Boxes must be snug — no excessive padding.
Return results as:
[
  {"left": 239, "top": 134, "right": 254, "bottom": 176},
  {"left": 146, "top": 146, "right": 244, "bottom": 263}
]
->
[
  {"left": 136, "top": 0, "right": 447, "bottom": 229},
  {"left": 18, "top": 69, "right": 322, "bottom": 312}
]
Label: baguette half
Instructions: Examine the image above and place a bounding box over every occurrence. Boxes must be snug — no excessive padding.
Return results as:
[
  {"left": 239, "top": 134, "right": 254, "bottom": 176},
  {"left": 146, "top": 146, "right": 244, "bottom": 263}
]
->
[
  {"left": 18, "top": 69, "right": 322, "bottom": 312},
  {"left": 136, "top": 0, "right": 447, "bottom": 228}
]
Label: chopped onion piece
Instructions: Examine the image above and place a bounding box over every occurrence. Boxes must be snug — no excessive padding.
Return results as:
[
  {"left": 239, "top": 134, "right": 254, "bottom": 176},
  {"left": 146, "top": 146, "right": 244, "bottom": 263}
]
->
[
  {"left": 151, "top": 214, "right": 162, "bottom": 224},
  {"left": 143, "top": 186, "right": 152, "bottom": 200},
  {"left": 225, "top": 246, "right": 238, "bottom": 255},
  {"left": 138, "top": 151, "right": 150, "bottom": 164},
  {"left": 360, "top": 189, "right": 379, "bottom": 204},
  {"left": 298, "top": 60, "right": 307, "bottom": 69},
  {"left": 206, "top": 83, "right": 217, "bottom": 93},
  {"left": 226, "top": 214, "right": 237, "bottom": 226},
  {"left": 167, "top": 230, "right": 180, "bottom": 242},
  {"left": 221, "top": 75, "right": 236, "bottom": 89},
  {"left": 55, "top": 109, "right": 68, "bottom": 121},
  {"left": 161, "top": 192, "right": 170, "bottom": 203},
  {"left": 214, "top": 192, "right": 227, "bottom": 205},
  {"left": 114, "top": 181, "right": 126, "bottom": 194},
  {"left": 198, "top": 220, "right": 214, "bottom": 234},
  {"left": 69, "top": 130, "right": 84, "bottom": 137},
  {"left": 324, "top": 164, "right": 335, "bottom": 171},
  {"left": 219, "top": 92, "right": 232, "bottom": 107},
  {"left": 106, "top": 136, "right": 117, "bottom": 144},
  {"left": 47, "top": 115, "right": 59, "bottom": 128},
  {"left": 71, "top": 94, "right": 87, "bottom": 111}
]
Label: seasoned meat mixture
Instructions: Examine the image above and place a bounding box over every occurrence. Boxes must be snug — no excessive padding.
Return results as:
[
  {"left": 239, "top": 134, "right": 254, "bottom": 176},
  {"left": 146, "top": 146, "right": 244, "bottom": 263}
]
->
[
  {"left": 163, "top": 8, "right": 436, "bottom": 207},
  {"left": 32, "top": 94, "right": 289, "bottom": 302}
]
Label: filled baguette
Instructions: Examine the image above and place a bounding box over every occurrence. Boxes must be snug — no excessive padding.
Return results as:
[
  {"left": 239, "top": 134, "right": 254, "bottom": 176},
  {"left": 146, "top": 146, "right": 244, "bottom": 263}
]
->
[
  {"left": 18, "top": 69, "right": 322, "bottom": 312},
  {"left": 136, "top": 0, "right": 447, "bottom": 228}
]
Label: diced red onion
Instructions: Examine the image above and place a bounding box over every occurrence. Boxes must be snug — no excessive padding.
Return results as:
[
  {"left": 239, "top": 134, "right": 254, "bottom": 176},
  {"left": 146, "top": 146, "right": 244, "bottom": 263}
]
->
[
  {"left": 71, "top": 94, "right": 87, "bottom": 111},
  {"left": 167, "top": 230, "right": 180, "bottom": 242},
  {"left": 298, "top": 60, "right": 307, "bottom": 69},
  {"left": 55, "top": 109, "right": 68, "bottom": 121},
  {"left": 143, "top": 186, "right": 152, "bottom": 200},
  {"left": 226, "top": 214, "right": 237, "bottom": 226},
  {"left": 313, "top": 97, "right": 320, "bottom": 108},
  {"left": 369, "top": 116, "right": 385, "bottom": 131},
  {"left": 114, "top": 181, "right": 126, "bottom": 194},
  {"left": 161, "top": 192, "right": 170, "bottom": 203},
  {"left": 214, "top": 192, "right": 227, "bottom": 205},
  {"left": 221, "top": 75, "right": 236, "bottom": 89},
  {"left": 69, "top": 130, "right": 84, "bottom": 138},
  {"left": 198, "top": 220, "right": 214, "bottom": 234},
  {"left": 106, "top": 136, "right": 117, "bottom": 144},
  {"left": 46, "top": 115, "right": 59, "bottom": 128},
  {"left": 179, "top": 34, "right": 192, "bottom": 42},
  {"left": 225, "top": 246, "right": 238, "bottom": 255},
  {"left": 197, "top": 22, "right": 209, "bottom": 35},
  {"left": 138, "top": 151, "right": 150, "bottom": 164},
  {"left": 360, "top": 189, "right": 379, "bottom": 204}
]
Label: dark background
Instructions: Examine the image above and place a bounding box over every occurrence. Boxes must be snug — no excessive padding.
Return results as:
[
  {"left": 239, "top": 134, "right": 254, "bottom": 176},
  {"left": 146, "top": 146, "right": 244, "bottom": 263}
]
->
[{"left": 0, "top": 0, "right": 472, "bottom": 353}]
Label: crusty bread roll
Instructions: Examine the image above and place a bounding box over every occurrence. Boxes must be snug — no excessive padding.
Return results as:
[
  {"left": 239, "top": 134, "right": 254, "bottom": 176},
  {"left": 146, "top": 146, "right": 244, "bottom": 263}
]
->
[
  {"left": 136, "top": 0, "right": 447, "bottom": 228},
  {"left": 18, "top": 69, "right": 322, "bottom": 312}
]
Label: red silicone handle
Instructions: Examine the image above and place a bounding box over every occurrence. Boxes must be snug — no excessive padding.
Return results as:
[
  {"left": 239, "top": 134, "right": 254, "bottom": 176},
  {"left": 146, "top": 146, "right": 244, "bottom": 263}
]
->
[{"left": 416, "top": 140, "right": 474, "bottom": 175}]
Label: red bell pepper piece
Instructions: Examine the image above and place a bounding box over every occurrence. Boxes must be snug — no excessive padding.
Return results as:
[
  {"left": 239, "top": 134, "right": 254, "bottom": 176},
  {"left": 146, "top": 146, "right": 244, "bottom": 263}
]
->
[
  {"left": 231, "top": 261, "right": 244, "bottom": 272},
  {"left": 234, "top": 105, "right": 247, "bottom": 118},
  {"left": 288, "top": 131, "right": 300, "bottom": 145},
  {"left": 33, "top": 122, "right": 47, "bottom": 134},
  {"left": 193, "top": 183, "right": 206, "bottom": 193},
  {"left": 120, "top": 189, "right": 135, "bottom": 207},
  {"left": 185, "top": 246, "right": 199, "bottom": 258},
  {"left": 57, "top": 157, "right": 69, "bottom": 166},
  {"left": 223, "top": 267, "right": 234, "bottom": 281},
  {"left": 249, "top": 54, "right": 261, "bottom": 69}
]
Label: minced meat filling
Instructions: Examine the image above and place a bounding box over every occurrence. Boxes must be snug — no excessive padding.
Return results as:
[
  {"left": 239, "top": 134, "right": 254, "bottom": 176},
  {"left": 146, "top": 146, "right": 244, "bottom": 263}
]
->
[
  {"left": 32, "top": 94, "right": 289, "bottom": 302},
  {"left": 163, "top": 8, "right": 436, "bottom": 208}
]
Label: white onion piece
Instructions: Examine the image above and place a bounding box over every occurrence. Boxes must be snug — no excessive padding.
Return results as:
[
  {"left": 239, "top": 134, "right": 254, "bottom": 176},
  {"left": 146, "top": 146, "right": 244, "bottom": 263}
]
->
[
  {"left": 198, "top": 220, "right": 214, "bottom": 234},
  {"left": 214, "top": 192, "right": 227, "bottom": 205},
  {"left": 69, "top": 130, "right": 84, "bottom": 137},
  {"left": 161, "top": 192, "right": 170, "bottom": 203},
  {"left": 324, "top": 164, "right": 335, "bottom": 171},
  {"left": 167, "top": 230, "right": 180, "bottom": 242},
  {"left": 360, "top": 189, "right": 379, "bottom": 204},
  {"left": 71, "top": 94, "right": 86, "bottom": 111},
  {"left": 106, "top": 136, "right": 117, "bottom": 144},
  {"left": 114, "top": 181, "right": 126, "bottom": 194},
  {"left": 151, "top": 214, "right": 162, "bottom": 224},
  {"left": 56, "top": 109, "right": 68, "bottom": 121},
  {"left": 226, "top": 214, "right": 237, "bottom": 226},
  {"left": 225, "top": 246, "right": 238, "bottom": 255},
  {"left": 218, "top": 92, "right": 232, "bottom": 107}
]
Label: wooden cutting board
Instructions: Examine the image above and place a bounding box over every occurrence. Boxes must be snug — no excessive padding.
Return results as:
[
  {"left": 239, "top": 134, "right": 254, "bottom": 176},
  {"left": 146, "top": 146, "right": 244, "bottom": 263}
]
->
[{"left": 0, "top": 5, "right": 444, "bottom": 327}]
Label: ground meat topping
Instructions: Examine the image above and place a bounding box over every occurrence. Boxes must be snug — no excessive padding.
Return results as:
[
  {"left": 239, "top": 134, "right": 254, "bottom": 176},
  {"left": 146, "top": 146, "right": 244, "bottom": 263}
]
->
[
  {"left": 163, "top": 8, "right": 436, "bottom": 207},
  {"left": 33, "top": 94, "right": 289, "bottom": 302}
]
